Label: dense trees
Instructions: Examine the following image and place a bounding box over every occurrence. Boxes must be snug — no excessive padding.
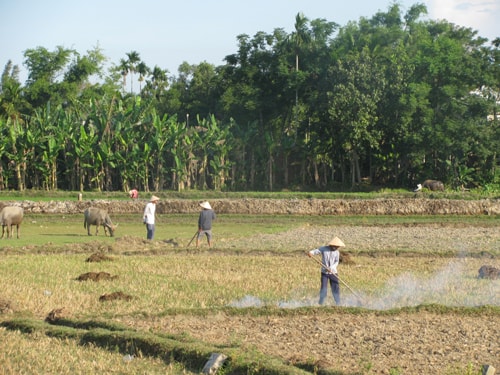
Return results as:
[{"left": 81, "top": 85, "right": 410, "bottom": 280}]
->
[{"left": 0, "top": 4, "right": 498, "bottom": 192}]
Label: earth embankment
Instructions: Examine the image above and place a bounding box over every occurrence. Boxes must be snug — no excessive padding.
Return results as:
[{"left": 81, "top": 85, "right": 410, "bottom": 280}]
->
[{"left": 5, "top": 197, "right": 500, "bottom": 215}]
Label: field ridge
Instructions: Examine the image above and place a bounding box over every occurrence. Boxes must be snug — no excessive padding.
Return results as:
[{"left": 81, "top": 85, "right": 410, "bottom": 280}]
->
[{"left": 2, "top": 197, "right": 500, "bottom": 215}]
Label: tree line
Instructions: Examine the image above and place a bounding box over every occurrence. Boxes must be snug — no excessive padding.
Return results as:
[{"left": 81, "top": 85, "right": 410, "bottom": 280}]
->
[{"left": 0, "top": 3, "right": 499, "bottom": 192}]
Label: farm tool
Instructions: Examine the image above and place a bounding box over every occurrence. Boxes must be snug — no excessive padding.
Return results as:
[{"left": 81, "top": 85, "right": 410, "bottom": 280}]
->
[
  {"left": 186, "top": 230, "right": 199, "bottom": 247},
  {"left": 306, "top": 251, "right": 363, "bottom": 301}
]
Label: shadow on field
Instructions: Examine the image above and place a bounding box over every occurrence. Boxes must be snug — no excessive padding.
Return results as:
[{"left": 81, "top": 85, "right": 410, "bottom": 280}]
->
[{"left": 0, "top": 316, "right": 333, "bottom": 375}]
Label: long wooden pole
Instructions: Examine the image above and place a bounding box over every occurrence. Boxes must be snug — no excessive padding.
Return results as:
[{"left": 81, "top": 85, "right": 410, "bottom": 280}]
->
[{"left": 187, "top": 230, "right": 198, "bottom": 247}]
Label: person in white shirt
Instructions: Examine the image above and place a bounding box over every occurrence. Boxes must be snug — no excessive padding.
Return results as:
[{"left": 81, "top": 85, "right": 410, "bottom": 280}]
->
[
  {"left": 143, "top": 195, "right": 159, "bottom": 240},
  {"left": 308, "top": 236, "right": 345, "bottom": 305}
]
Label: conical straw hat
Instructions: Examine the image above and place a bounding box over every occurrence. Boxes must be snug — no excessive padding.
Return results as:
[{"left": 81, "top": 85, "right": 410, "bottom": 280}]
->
[
  {"left": 328, "top": 237, "right": 345, "bottom": 247},
  {"left": 200, "top": 201, "right": 212, "bottom": 209}
]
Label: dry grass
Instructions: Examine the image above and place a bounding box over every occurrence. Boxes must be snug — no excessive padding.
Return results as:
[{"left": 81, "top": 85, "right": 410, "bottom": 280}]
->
[
  {"left": 0, "top": 211, "right": 498, "bottom": 374},
  {"left": 0, "top": 253, "right": 496, "bottom": 317},
  {"left": 0, "top": 327, "right": 194, "bottom": 375}
]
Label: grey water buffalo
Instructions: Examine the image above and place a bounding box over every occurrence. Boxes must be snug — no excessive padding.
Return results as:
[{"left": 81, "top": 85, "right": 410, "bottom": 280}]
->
[
  {"left": 0, "top": 206, "right": 24, "bottom": 239},
  {"left": 414, "top": 179, "right": 445, "bottom": 192},
  {"left": 83, "top": 207, "right": 117, "bottom": 237}
]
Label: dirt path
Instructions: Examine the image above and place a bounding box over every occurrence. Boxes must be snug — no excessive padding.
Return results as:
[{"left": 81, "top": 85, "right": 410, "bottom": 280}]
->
[{"left": 135, "top": 311, "right": 498, "bottom": 375}]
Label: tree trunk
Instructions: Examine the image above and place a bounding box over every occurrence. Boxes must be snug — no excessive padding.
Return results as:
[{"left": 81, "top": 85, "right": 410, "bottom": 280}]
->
[
  {"left": 284, "top": 153, "right": 289, "bottom": 187},
  {"left": 250, "top": 150, "right": 255, "bottom": 189},
  {"left": 16, "top": 164, "right": 24, "bottom": 191},
  {"left": 268, "top": 149, "right": 273, "bottom": 191},
  {"left": 313, "top": 160, "right": 320, "bottom": 187},
  {"left": 0, "top": 165, "right": 4, "bottom": 189}
]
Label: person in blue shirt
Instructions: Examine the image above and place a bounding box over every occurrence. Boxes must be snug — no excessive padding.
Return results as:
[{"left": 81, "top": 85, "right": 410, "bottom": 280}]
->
[
  {"left": 308, "top": 236, "right": 345, "bottom": 305},
  {"left": 196, "top": 201, "right": 216, "bottom": 248}
]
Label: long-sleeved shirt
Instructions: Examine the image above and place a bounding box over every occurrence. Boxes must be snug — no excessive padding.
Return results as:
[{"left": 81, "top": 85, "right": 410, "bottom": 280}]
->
[
  {"left": 309, "top": 246, "right": 339, "bottom": 274},
  {"left": 198, "top": 209, "right": 216, "bottom": 230},
  {"left": 143, "top": 202, "right": 156, "bottom": 225}
]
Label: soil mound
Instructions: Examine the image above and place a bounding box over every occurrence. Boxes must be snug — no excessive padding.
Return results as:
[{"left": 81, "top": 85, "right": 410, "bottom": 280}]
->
[
  {"left": 76, "top": 272, "right": 118, "bottom": 282},
  {"left": 478, "top": 265, "right": 500, "bottom": 279},
  {"left": 45, "top": 308, "right": 66, "bottom": 323},
  {"left": 0, "top": 298, "right": 14, "bottom": 314},
  {"left": 99, "top": 291, "right": 133, "bottom": 302},
  {"left": 85, "top": 253, "right": 114, "bottom": 262}
]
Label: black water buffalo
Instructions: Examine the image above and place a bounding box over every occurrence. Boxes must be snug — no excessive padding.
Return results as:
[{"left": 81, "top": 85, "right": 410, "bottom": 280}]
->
[
  {"left": 0, "top": 206, "right": 24, "bottom": 239},
  {"left": 414, "top": 179, "right": 445, "bottom": 192},
  {"left": 83, "top": 207, "right": 117, "bottom": 237}
]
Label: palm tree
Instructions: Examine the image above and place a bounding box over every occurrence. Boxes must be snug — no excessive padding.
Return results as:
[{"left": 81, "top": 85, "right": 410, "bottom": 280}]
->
[
  {"left": 118, "top": 58, "right": 129, "bottom": 94},
  {"left": 288, "top": 13, "right": 311, "bottom": 114},
  {"left": 126, "top": 51, "right": 141, "bottom": 93},
  {"left": 145, "top": 65, "right": 169, "bottom": 100},
  {"left": 136, "top": 61, "right": 150, "bottom": 92}
]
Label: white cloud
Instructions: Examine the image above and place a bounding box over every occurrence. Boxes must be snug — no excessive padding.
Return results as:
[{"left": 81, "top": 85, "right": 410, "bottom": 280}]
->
[{"left": 425, "top": 0, "right": 499, "bottom": 40}]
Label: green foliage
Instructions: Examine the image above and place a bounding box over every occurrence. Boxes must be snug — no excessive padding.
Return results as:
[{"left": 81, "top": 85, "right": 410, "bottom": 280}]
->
[{"left": 0, "top": 4, "right": 498, "bottom": 192}]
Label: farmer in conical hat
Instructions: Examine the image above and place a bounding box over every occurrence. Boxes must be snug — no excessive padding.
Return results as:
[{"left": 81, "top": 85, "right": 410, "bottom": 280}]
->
[
  {"left": 308, "top": 236, "right": 345, "bottom": 305},
  {"left": 196, "top": 201, "right": 216, "bottom": 248}
]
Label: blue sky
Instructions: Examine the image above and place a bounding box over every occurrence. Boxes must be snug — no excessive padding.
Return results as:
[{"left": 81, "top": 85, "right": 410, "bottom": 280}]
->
[{"left": 1, "top": 0, "right": 498, "bottom": 83}]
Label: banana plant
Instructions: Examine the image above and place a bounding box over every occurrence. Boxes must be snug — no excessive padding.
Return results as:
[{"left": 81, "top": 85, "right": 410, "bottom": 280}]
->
[
  {"left": 150, "top": 111, "right": 171, "bottom": 191},
  {"left": 31, "top": 104, "right": 67, "bottom": 190},
  {"left": 5, "top": 117, "right": 33, "bottom": 191},
  {"left": 68, "top": 123, "right": 98, "bottom": 191},
  {"left": 165, "top": 118, "right": 190, "bottom": 191},
  {"left": 198, "top": 114, "right": 233, "bottom": 190}
]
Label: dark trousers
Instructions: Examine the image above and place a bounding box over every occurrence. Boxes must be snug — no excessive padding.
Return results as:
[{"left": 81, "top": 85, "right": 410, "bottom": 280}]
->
[{"left": 319, "top": 273, "right": 340, "bottom": 305}]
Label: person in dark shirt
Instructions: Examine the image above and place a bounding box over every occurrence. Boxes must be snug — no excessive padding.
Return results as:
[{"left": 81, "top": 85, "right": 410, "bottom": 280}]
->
[{"left": 196, "top": 201, "right": 216, "bottom": 248}]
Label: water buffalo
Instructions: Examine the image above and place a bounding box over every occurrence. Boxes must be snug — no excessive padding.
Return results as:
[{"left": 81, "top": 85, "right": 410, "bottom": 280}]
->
[
  {"left": 0, "top": 206, "right": 24, "bottom": 239},
  {"left": 83, "top": 207, "right": 117, "bottom": 237},
  {"left": 414, "top": 179, "right": 445, "bottom": 192}
]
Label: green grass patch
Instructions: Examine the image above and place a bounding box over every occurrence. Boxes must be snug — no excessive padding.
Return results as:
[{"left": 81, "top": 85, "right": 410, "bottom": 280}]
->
[
  {"left": 1, "top": 213, "right": 498, "bottom": 251},
  {"left": 1, "top": 188, "right": 499, "bottom": 201}
]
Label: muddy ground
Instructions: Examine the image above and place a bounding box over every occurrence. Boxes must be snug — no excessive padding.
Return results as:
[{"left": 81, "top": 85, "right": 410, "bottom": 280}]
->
[{"left": 4, "top": 198, "right": 500, "bottom": 374}]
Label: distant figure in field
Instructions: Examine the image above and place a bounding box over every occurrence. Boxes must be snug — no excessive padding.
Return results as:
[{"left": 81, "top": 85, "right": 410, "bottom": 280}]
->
[
  {"left": 143, "top": 195, "right": 159, "bottom": 240},
  {"left": 414, "top": 179, "right": 444, "bottom": 192},
  {"left": 196, "top": 201, "right": 216, "bottom": 248},
  {"left": 128, "top": 189, "right": 139, "bottom": 199}
]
